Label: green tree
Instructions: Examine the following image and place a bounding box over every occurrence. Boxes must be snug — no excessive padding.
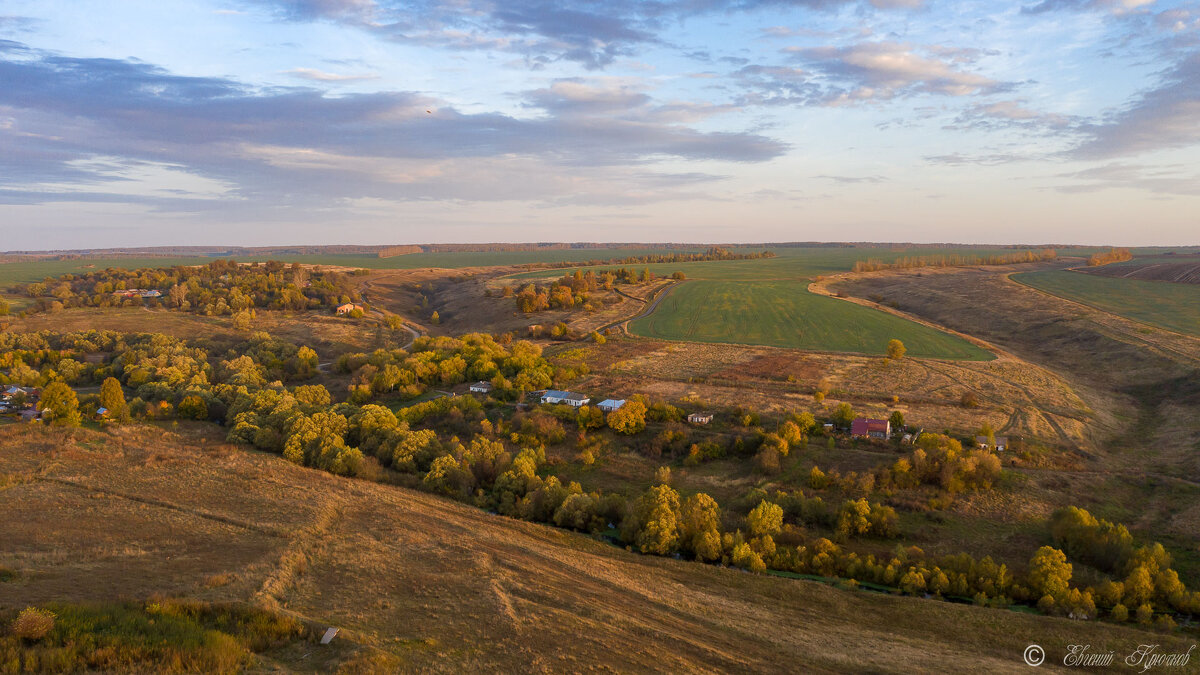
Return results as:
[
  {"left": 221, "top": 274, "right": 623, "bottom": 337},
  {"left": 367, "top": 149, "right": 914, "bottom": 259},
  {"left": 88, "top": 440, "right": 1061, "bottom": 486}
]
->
[
  {"left": 0, "top": 298, "right": 9, "bottom": 316},
  {"left": 98, "top": 377, "right": 129, "bottom": 422},
  {"left": 178, "top": 395, "right": 209, "bottom": 420},
  {"left": 886, "top": 339, "right": 906, "bottom": 360},
  {"left": 39, "top": 381, "right": 80, "bottom": 427},
  {"left": 888, "top": 410, "right": 905, "bottom": 434},
  {"left": 830, "top": 402, "right": 856, "bottom": 428}
]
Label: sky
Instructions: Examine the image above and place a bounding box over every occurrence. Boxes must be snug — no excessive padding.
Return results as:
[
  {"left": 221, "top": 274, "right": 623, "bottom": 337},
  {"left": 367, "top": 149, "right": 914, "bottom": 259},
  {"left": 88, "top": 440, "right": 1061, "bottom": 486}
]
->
[{"left": 1, "top": 0, "right": 1198, "bottom": 249}]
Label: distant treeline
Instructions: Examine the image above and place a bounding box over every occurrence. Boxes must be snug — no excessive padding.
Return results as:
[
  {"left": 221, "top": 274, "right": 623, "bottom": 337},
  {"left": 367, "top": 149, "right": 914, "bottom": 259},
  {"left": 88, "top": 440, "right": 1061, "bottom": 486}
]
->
[
  {"left": 852, "top": 250, "right": 1058, "bottom": 273},
  {"left": 531, "top": 247, "right": 775, "bottom": 271},
  {"left": 1087, "top": 248, "right": 1133, "bottom": 267}
]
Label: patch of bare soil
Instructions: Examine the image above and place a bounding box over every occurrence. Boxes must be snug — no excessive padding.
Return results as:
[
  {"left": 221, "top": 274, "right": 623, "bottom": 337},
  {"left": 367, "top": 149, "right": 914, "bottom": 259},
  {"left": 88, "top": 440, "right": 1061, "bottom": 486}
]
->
[{"left": 1081, "top": 258, "right": 1200, "bottom": 284}]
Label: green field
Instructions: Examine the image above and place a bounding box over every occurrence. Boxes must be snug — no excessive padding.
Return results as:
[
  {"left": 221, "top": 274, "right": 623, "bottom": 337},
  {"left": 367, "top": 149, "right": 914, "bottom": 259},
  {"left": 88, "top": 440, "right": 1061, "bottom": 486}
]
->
[
  {"left": 630, "top": 280, "right": 993, "bottom": 359},
  {"left": 1013, "top": 269, "right": 1200, "bottom": 337}
]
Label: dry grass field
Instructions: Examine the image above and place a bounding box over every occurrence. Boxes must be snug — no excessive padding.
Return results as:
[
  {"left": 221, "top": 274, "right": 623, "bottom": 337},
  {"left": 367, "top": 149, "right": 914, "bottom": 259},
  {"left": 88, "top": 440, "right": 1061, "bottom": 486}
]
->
[
  {"left": 0, "top": 306, "right": 386, "bottom": 355},
  {"left": 575, "top": 336, "right": 1098, "bottom": 452},
  {"left": 2, "top": 424, "right": 1193, "bottom": 673}
]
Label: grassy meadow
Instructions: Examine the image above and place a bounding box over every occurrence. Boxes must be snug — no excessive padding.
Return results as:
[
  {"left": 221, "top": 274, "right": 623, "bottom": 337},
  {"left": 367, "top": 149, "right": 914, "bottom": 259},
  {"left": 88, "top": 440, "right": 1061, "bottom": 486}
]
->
[
  {"left": 506, "top": 246, "right": 1014, "bottom": 359},
  {"left": 1013, "top": 269, "right": 1200, "bottom": 337},
  {"left": 629, "top": 280, "right": 993, "bottom": 359}
]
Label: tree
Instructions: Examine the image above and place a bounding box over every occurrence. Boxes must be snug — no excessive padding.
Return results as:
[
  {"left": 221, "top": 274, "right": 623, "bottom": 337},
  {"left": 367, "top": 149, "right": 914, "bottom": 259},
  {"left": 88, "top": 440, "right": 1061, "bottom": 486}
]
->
[
  {"left": 607, "top": 400, "right": 647, "bottom": 435},
  {"left": 831, "top": 402, "right": 856, "bottom": 429},
  {"left": 886, "top": 339, "right": 906, "bottom": 360},
  {"left": 679, "top": 493, "right": 722, "bottom": 561},
  {"left": 178, "top": 395, "right": 209, "bottom": 420},
  {"left": 1027, "top": 546, "right": 1072, "bottom": 600},
  {"left": 0, "top": 299, "right": 8, "bottom": 316},
  {"left": 960, "top": 391, "right": 980, "bottom": 408},
  {"left": 626, "top": 484, "right": 681, "bottom": 555},
  {"left": 430, "top": 310, "right": 441, "bottom": 325},
  {"left": 39, "top": 381, "right": 80, "bottom": 426},
  {"left": 98, "top": 377, "right": 129, "bottom": 422},
  {"left": 232, "top": 309, "right": 253, "bottom": 331},
  {"left": 888, "top": 410, "right": 905, "bottom": 434},
  {"left": 747, "top": 500, "right": 783, "bottom": 539}
]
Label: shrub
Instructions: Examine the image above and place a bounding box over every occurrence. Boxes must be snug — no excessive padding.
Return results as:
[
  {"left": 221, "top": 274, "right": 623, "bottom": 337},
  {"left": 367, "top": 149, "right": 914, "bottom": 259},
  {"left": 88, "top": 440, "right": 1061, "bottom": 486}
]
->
[{"left": 12, "top": 607, "right": 55, "bottom": 641}]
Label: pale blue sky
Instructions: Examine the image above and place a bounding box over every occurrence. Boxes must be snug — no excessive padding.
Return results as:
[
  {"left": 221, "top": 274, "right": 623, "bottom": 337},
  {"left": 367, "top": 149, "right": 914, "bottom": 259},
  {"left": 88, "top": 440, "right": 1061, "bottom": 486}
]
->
[{"left": 1, "top": 0, "right": 1198, "bottom": 248}]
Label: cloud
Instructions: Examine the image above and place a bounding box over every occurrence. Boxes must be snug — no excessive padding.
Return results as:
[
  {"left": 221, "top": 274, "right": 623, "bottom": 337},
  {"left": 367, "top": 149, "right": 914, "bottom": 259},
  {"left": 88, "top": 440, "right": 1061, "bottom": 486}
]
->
[
  {"left": 815, "top": 174, "right": 887, "bottom": 183},
  {"left": 0, "top": 16, "right": 40, "bottom": 34},
  {"left": 947, "top": 99, "right": 1081, "bottom": 134},
  {"left": 735, "top": 42, "right": 1005, "bottom": 107},
  {"left": 1021, "top": 0, "right": 1155, "bottom": 15},
  {"left": 789, "top": 42, "right": 1005, "bottom": 102},
  {"left": 1051, "top": 162, "right": 1200, "bottom": 195},
  {"left": 733, "top": 64, "right": 821, "bottom": 105},
  {"left": 0, "top": 43, "right": 786, "bottom": 212},
  {"left": 237, "top": 0, "right": 926, "bottom": 69},
  {"left": 285, "top": 67, "right": 379, "bottom": 81},
  {"left": 1072, "top": 53, "right": 1200, "bottom": 158}
]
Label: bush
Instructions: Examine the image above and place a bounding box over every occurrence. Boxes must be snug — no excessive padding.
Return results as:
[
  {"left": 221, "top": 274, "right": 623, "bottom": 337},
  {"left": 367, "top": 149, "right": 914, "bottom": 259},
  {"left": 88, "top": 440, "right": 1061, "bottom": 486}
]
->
[{"left": 12, "top": 607, "right": 55, "bottom": 641}]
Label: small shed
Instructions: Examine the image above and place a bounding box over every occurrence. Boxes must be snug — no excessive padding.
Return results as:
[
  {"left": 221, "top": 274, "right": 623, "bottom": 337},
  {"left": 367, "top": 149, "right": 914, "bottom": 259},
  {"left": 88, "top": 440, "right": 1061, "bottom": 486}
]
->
[
  {"left": 687, "top": 412, "right": 714, "bottom": 425},
  {"left": 336, "top": 303, "right": 364, "bottom": 316},
  {"left": 469, "top": 381, "right": 494, "bottom": 394},
  {"left": 597, "top": 399, "right": 626, "bottom": 413},
  {"left": 976, "top": 436, "right": 1009, "bottom": 451}
]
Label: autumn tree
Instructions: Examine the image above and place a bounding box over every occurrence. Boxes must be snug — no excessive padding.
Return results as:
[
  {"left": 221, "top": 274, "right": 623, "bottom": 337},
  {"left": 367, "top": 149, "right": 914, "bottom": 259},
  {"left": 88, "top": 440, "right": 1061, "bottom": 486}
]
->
[
  {"left": 39, "top": 381, "right": 80, "bottom": 426},
  {"left": 607, "top": 400, "right": 647, "bottom": 434},
  {"left": 98, "top": 377, "right": 129, "bottom": 422},
  {"left": 624, "top": 484, "right": 681, "bottom": 555},
  {"left": 679, "top": 493, "right": 722, "bottom": 561},
  {"left": 1027, "top": 546, "right": 1073, "bottom": 601},
  {"left": 178, "top": 395, "right": 209, "bottom": 420},
  {"left": 886, "top": 339, "right": 906, "bottom": 360}
]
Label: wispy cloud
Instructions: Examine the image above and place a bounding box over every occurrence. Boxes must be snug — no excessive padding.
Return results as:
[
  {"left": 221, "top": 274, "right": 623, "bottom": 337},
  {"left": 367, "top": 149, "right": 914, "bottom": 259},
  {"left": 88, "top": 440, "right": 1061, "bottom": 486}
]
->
[
  {"left": 1072, "top": 53, "right": 1200, "bottom": 158},
  {"left": 285, "top": 67, "right": 379, "bottom": 81}
]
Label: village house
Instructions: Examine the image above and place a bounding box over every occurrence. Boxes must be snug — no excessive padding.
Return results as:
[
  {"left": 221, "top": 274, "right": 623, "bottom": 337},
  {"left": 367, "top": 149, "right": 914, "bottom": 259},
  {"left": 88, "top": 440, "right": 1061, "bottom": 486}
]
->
[
  {"left": 336, "top": 303, "right": 364, "bottom": 316},
  {"left": 468, "top": 381, "right": 493, "bottom": 394},
  {"left": 976, "top": 436, "right": 1009, "bottom": 452},
  {"left": 687, "top": 412, "right": 714, "bottom": 425},
  {"left": 597, "top": 399, "right": 625, "bottom": 413},
  {"left": 850, "top": 417, "right": 891, "bottom": 439},
  {"left": 540, "top": 390, "right": 590, "bottom": 407}
]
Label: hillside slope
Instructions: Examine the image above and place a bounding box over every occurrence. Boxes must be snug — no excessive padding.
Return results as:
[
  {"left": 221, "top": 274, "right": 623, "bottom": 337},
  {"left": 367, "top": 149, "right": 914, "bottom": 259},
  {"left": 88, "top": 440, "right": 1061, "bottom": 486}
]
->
[{"left": 0, "top": 424, "right": 1191, "bottom": 673}]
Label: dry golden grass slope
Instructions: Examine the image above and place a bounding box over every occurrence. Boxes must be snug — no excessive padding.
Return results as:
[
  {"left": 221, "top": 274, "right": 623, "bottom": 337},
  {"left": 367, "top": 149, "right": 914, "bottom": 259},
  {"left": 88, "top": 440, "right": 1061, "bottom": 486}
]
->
[{"left": 0, "top": 424, "right": 1193, "bottom": 674}]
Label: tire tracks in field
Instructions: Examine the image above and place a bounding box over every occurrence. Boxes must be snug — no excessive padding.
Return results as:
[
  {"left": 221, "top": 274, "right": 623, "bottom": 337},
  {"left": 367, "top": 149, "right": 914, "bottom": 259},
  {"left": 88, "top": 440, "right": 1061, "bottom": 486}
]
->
[{"left": 599, "top": 280, "right": 679, "bottom": 335}]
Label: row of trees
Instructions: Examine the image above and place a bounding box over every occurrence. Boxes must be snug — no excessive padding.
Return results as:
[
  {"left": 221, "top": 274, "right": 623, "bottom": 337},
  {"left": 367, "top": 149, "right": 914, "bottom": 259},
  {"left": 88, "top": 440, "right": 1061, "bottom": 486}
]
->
[
  {"left": 851, "top": 250, "right": 1058, "bottom": 273},
  {"left": 1086, "top": 248, "right": 1133, "bottom": 266},
  {"left": 532, "top": 247, "right": 775, "bottom": 271}
]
